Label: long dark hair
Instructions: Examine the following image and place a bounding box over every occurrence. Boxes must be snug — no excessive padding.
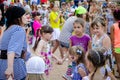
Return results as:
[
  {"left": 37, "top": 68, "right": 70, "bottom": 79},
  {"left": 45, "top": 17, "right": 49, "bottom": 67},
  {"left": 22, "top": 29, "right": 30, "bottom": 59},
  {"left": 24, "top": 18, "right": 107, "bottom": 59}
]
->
[
  {"left": 33, "top": 25, "right": 53, "bottom": 51},
  {"left": 0, "top": 3, "right": 5, "bottom": 26},
  {"left": 113, "top": 9, "right": 120, "bottom": 29},
  {"left": 87, "top": 49, "right": 106, "bottom": 80}
]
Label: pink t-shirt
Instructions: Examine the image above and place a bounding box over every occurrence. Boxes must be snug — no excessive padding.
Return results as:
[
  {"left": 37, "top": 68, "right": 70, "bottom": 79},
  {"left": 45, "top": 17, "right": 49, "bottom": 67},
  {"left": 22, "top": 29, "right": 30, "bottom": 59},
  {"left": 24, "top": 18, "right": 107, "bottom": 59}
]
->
[{"left": 33, "top": 20, "right": 41, "bottom": 37}]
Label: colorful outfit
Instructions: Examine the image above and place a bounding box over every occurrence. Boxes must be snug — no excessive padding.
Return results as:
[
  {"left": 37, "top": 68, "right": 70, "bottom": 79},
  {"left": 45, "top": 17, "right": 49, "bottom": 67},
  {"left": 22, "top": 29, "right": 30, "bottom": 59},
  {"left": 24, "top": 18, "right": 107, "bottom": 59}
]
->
[
  {"left": 113, "top": 23, "right": 120, "bottom": 53},
  {"left": 0, "top": 25, "right": 27, "bottom": 80},
  {"left": 49, "top": 11, "right": 60, "bottom": 40},
  {"left": 70, "top": 34, "right": 91, "bottom": 52},
  {"left": 36, "top": 39, "right": 52, "bottom": 76},
  {"left": 33, "top": 20, "right": 41, "bottom": 37}
]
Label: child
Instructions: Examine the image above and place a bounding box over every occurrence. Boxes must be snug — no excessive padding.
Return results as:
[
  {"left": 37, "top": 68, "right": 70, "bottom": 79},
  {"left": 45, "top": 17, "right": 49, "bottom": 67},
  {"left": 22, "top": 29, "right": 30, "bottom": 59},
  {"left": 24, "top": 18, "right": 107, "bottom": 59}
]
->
[
  {"left": 91, "top": 16, "right": 111, "bottom": 51},
  {"left": 26, "top": 29, "right": 45, "bottom": 80},
  {"left": 32, "top": 26, "right": 60, "bottom": 78},
  {"left": 26, "top": 54, "right": 45, "bottom": 80},
  {"left": 111, "top": 9, "right": 120, "bottom": 77},
  {"left": 32, "top": 11, "right": 42, "bottom": 47},
  {"left": 91, "top": 16, "right": 116, "bottom": 80},
  {"left": 84, "top": 48, "right": 117, "bottom": 80},
  {"left": 69, "top": 46, "right": 88, "bottom": 80},
  {"left": 62, "top": 18, "right": 91, "bottom": 80}
]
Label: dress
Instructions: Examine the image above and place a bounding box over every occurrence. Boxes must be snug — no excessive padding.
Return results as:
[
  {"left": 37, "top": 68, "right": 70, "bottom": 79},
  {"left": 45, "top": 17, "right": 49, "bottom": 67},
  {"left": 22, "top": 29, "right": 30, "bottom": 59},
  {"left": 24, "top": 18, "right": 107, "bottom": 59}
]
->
[
  {"left": 36, "top": 39, "right": 52, "bottom": 76},
  {"left": 0, "top": 25, "right": 27, "bottom": 79},
  {"left": 72, "top": 63, "right": 88, "bottom": 80}
]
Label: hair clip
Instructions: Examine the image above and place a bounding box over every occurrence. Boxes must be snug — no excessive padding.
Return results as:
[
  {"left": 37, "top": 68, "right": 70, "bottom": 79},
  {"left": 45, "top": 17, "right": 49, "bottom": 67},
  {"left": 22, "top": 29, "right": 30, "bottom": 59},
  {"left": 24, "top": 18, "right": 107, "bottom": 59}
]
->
[{"left": 76, "top": 49, "right": 82, "bottom": 55}]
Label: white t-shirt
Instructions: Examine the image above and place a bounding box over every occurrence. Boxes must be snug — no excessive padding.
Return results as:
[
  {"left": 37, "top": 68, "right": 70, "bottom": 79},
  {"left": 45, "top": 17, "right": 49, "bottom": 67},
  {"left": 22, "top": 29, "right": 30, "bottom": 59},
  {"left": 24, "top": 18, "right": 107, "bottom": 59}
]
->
[{"left": 26, "top": 56, "right": 45, "bottom": 74}]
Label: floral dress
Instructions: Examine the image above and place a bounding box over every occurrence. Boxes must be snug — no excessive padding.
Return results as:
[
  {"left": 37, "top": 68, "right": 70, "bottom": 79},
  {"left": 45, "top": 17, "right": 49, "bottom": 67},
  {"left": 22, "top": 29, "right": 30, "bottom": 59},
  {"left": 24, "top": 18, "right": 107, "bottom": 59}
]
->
[{"left": 36, "top": 39, "right": 52, "bottom": 76}]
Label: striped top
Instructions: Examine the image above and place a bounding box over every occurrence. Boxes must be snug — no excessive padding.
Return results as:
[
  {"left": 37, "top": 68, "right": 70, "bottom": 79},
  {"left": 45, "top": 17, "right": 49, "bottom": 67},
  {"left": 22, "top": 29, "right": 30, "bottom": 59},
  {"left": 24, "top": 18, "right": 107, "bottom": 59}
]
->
[
  {"left": 58, "top": 16, "right": 77, "bottom": 43},
  {"left": 0, "top": 25, "right": 27, "bottom": 79}
]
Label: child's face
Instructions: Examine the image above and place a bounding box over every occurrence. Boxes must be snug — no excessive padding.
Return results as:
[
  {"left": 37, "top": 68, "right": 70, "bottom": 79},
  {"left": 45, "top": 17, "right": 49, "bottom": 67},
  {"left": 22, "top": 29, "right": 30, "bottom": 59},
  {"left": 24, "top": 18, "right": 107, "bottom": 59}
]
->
[
  {"left": 43, "top": 33, "right": 53, "bottom": 41},
  {"left": 73, "top": 23, "right": 84, "bottom": 36},
  {"left": 92, "top": 24, "right": 104, "bottom": 36}
]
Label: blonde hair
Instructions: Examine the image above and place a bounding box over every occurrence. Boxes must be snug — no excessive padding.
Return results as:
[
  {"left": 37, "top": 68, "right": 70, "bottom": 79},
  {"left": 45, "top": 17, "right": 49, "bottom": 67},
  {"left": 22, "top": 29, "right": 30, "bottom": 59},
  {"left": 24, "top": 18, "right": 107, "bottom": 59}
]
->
[
  {"left": 91, "top": 16, "right": 107, "bottom": 32},
  {"left": 69, "top": 46, "right": 85, "bottom": 65}
]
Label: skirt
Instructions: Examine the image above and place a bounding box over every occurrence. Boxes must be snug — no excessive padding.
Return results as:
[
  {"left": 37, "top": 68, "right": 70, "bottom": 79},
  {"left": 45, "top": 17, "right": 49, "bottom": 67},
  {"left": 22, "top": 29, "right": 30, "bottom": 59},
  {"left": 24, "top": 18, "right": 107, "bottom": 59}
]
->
[{"left": 51, "top": 28, "right": 60, "bottom": 40}]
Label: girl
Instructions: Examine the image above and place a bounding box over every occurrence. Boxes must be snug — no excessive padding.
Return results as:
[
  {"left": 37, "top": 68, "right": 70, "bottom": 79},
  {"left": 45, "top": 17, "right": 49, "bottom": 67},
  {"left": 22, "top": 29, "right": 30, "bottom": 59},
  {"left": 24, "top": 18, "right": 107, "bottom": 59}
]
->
[
  {"left": 85, "top": 49, "right": 107, "bottom": 80},
  {"left": 85, "top": 48, "right": 117, "bottom": 80},
  {"left": 33, "top": 26, "right": 60, "bottom": 78},
  {"left": 70, "top": 18, "right": 91, "bottom": 52},
  {"left": 0, "top": 6, "right": 28, "bottom": 80},
  {"left": 91, "top": 17, "right": 111, "bottom": 50},
  {"left": 49, "top": 3, "right": 61, "bottom": 54},
  {"left": 62, "top": 18, "right": 91, "bottom": 80},
  {"left": 111, "top": 9, "right": 120, "bottom": 76},
  {"left": 91, "top": 17, "right": 116, "bottom": 80},
  {"left": 69, "top": 46, "right": 88, "bottom": 80},
  {"left": 32, "top": 11, "right": 42, "bottom": 47}
]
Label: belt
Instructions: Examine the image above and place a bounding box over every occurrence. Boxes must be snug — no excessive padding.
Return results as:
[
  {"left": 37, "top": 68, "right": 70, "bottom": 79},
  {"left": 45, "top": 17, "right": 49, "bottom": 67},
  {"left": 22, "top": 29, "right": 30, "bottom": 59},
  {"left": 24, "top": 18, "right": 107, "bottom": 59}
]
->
[{"left": 0, "top": 50, "right": 25, "bottom": 59}]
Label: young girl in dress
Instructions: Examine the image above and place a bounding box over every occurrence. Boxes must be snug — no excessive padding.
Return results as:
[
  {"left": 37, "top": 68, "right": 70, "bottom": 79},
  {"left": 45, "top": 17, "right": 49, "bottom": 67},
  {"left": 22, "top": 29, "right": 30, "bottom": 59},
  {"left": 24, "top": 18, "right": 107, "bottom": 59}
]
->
[
  {"left": 69, "top": 46, "right": 88, "bottom": 80},
  {"left": 32, "top": 25, "right": 60, "bottom": 78}
]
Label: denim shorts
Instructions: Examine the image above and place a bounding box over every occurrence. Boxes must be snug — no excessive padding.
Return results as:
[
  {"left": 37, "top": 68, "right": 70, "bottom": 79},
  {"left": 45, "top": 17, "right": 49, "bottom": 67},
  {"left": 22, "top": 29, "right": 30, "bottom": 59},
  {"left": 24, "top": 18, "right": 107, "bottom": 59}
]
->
[{"left": 59, "top": 41, "right": 69, "bottom": 48}]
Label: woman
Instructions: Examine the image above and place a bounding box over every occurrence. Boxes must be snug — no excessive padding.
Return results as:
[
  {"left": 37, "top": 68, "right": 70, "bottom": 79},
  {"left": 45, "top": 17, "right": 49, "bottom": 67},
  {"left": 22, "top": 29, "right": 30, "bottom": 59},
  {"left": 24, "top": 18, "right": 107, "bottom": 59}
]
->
[{"left": 0, "top": 6, "right": 29, "bottom": 80}]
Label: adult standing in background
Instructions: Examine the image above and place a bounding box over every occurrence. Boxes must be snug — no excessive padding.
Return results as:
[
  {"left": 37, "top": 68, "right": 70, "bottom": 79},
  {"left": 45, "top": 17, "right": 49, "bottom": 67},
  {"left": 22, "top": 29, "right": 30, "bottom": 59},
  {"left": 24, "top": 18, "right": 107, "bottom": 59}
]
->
[{"left": 0, "top": 6, "right": 29, "bottom": 80}]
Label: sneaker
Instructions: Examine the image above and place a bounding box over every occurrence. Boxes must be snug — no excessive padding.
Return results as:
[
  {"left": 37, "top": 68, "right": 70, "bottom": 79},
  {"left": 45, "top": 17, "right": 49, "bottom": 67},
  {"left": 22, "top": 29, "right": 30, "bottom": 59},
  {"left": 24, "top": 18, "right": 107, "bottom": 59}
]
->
[{"left": 62, "top": 74, "right": 72, "bottom": 80}]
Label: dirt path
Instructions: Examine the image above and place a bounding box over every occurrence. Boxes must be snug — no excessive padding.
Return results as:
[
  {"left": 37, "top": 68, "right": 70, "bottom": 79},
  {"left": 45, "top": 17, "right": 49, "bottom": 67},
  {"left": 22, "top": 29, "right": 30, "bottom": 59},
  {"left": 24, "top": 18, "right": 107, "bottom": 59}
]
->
[{"left": 49, "top": 49, "right": 68, "bottom": 80}]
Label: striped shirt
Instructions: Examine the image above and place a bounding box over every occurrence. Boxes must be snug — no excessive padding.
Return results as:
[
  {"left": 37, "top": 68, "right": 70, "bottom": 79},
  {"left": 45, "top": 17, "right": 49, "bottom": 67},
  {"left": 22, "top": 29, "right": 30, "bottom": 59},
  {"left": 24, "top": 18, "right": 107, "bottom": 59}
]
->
[{"left": 58, "top": 16, "right": 77, "bottom": 43}]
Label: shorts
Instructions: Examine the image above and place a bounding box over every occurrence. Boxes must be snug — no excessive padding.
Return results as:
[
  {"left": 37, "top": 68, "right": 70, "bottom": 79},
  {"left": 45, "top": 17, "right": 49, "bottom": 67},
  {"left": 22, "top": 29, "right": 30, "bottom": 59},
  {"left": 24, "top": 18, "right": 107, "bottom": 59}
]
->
[
  {"left": 114, "top": 48, "right": 120, "bottom": 54},
  {"left": 59, "top": 41, "right": 69, "bottom": 48}
]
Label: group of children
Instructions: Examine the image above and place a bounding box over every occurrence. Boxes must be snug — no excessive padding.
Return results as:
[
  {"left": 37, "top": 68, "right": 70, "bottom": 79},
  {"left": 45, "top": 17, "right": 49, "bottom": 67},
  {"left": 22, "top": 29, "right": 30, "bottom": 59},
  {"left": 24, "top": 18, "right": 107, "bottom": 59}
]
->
[{"left": 0, "top": 1, "right": 120, "bottom": 80}]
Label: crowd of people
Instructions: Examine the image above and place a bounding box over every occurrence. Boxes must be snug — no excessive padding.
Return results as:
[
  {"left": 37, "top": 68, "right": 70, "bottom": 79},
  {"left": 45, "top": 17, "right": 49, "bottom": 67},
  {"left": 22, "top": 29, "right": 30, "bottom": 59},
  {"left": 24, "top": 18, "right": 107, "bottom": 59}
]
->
[{"left": 0, "top": 0, "right": 120, "bottom": 80}]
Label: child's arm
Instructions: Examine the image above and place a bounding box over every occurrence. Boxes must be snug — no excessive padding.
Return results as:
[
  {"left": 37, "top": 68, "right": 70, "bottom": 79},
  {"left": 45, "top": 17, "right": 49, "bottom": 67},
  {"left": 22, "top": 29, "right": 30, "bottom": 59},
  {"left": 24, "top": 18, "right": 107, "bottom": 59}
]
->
[
  {"left": 78, "top": 67, "right": 87, "bottom": 78},
  {"left": 102, "top": 36, "right": 111, "bottom": 50},
  {"left": 107, "top": 72, "right": 117, "bottom": 80},
  {"left": 88, "top": 40, "right": 91, "bottom": 50}
]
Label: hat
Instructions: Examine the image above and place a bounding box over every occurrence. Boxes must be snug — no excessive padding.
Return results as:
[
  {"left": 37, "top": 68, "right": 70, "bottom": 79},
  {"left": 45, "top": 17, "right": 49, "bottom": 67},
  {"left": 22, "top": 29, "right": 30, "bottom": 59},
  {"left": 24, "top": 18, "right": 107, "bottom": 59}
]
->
[
  {"left": 5, "top": 6, "right": 25, "bottom": 21},
  {"left": 75, "top": 6, "right": 87, "bottom": 15}
]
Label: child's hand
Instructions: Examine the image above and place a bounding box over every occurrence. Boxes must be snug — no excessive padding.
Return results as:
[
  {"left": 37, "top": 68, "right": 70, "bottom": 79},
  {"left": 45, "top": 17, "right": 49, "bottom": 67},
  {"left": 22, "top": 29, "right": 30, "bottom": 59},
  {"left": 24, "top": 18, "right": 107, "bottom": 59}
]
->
[{"left": 56, "top": 59, "right": 63, "bottom": 65}]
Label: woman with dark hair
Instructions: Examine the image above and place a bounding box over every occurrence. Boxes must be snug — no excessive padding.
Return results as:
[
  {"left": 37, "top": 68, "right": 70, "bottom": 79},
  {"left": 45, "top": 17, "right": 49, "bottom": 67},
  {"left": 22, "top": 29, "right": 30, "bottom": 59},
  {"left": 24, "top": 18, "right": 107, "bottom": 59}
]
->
[{"left": 0, "top": 6, "right": 29, "bottom": 80}]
